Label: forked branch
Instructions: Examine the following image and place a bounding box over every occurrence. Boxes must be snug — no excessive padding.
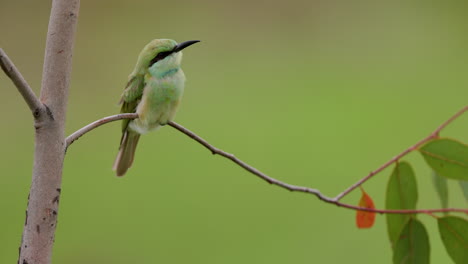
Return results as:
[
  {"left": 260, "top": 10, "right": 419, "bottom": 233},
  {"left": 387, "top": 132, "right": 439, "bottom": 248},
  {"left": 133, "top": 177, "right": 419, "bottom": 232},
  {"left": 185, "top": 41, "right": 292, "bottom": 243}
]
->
[{"left": 334, "top": 105, "right": 468, "bottom": 201}]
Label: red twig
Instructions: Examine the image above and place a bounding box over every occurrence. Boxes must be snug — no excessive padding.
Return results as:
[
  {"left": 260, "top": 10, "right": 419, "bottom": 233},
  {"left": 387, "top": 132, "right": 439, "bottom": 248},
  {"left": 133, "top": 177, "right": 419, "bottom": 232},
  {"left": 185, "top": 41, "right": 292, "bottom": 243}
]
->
[{"left": 333, "top": 105, "right": 468, "bottom": 201}]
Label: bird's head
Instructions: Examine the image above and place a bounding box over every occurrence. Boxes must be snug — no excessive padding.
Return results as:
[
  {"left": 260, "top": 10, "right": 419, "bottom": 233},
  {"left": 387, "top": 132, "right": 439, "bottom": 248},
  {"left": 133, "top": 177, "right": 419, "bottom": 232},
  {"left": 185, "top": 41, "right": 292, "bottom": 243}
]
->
[{"left": 135, "top": 39, "right": 199, "bottom": 74}]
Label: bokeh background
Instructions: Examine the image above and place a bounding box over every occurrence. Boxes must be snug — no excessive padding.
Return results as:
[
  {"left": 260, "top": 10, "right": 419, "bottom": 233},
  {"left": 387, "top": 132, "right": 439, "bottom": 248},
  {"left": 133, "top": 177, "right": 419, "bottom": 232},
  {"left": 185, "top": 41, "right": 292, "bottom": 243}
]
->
[{"left": 1, "top": 0, "right": 467, "bottom": 263}]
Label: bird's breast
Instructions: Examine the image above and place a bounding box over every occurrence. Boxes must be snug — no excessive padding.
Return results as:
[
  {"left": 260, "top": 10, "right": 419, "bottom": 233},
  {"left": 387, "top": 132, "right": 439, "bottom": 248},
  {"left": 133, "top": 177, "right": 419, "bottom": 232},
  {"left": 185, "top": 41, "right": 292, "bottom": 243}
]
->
[{"left": 129, "top": 69, "right": 185, "bottom": 134}]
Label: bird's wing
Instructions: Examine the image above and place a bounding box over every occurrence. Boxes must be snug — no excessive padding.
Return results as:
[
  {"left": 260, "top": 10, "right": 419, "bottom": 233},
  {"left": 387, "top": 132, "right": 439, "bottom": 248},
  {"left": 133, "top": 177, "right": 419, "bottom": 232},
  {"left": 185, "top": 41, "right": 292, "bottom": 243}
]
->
[{"left": 119, "top": 74, "right": 145, "bottom": 132}]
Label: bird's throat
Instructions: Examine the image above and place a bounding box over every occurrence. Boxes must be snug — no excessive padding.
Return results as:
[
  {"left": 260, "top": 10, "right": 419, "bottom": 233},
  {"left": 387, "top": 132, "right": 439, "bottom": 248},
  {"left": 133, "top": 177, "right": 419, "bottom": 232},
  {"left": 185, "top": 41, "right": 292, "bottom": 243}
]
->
[{"left": 148, "top": 52, "right": 183, "bottom": 79}]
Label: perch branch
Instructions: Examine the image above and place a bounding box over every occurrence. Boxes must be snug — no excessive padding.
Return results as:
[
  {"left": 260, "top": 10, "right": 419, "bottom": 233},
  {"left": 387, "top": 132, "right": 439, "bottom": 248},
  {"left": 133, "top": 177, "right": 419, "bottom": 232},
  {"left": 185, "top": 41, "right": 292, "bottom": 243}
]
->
[
  {"left": 0, "top": 48, "right": 43, "bottom": 114},
  {"left": 66, "top": 113, "right": 138, "bottom": 148},
  {"left": 66, "top": 106, "right": 468, "bottom": 215}
]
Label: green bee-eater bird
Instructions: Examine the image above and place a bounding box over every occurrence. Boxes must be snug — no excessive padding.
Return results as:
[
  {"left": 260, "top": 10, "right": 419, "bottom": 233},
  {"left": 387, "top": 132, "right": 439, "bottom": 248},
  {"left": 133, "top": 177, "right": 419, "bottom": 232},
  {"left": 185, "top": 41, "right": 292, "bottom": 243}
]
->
[{"left": 113, "top": 39, "right": 200, "bottom": 176}]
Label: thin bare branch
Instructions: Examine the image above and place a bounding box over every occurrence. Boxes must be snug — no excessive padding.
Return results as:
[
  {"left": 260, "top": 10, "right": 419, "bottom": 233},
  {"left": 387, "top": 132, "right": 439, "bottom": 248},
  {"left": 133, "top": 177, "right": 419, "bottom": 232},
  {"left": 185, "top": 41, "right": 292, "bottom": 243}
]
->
[
  {"left": 66, "top": 113, "right": 138, "bottom": 148},
  {"left": 65, "top": 106, "right": 468, "bottom": 216},
  {"left": 167, "top": 121, "right": 325, "bottom": 196},
  {"left": 333, "top": 105, "right": 468, "bottom": 201},
  {"left": 0, "top": 48, "right": 43, "bottom": 115}
]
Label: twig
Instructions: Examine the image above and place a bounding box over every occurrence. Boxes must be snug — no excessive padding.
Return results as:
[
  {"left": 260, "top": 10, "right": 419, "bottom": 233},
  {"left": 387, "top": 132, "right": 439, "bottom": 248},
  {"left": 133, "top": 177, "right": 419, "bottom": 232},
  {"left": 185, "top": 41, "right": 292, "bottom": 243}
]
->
[
  {"left": 333, "top": 105, "right": 468, "bottom": 201},
  {"left": 0, "top": 48, "right": 43, "bottom": 115},
  {"left": 65, "top": 108, "right": 468, "bottom": 215},
  {"left": 66, "top": 113, "right": 138, "bottom": 148}
]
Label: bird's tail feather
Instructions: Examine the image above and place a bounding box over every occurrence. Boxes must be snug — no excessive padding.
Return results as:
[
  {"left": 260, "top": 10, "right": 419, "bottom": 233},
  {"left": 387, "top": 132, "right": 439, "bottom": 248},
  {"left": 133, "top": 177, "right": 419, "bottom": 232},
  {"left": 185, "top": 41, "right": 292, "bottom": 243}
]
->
[{"left": 113, "top": 131, "right": 140, "bottom": 177}]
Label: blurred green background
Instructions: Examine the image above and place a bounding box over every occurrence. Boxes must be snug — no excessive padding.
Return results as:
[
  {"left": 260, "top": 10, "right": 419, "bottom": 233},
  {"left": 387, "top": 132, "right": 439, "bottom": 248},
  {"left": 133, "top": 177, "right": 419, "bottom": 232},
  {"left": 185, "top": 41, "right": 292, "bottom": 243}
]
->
[{"left": 1, "top": 0, "right": 467, "bottom": 263}]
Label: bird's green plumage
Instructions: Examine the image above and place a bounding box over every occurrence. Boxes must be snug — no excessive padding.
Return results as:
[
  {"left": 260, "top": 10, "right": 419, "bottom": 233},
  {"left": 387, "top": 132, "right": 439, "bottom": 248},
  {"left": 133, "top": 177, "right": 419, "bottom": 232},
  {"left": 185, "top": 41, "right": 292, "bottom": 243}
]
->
[
  {"left": 120, "top": 75, "right": 144, "bottom": 133},
  {"left": 113, "top": 39, "right": 198, "bottom": 176}
]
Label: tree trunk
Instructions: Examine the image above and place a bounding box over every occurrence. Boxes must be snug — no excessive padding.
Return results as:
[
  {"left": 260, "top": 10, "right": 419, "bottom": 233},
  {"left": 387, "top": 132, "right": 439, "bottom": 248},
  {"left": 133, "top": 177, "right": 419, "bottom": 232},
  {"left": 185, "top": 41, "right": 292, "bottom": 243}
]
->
[{"left": 18, "top": 1, "right": 80, "bottom": 263}]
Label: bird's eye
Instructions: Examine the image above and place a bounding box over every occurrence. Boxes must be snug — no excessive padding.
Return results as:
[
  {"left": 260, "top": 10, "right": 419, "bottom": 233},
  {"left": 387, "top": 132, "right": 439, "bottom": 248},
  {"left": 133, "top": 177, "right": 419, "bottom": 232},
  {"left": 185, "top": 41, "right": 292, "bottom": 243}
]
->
[{"left": 149, "top": 51, "right": 172, "bottom": 66}]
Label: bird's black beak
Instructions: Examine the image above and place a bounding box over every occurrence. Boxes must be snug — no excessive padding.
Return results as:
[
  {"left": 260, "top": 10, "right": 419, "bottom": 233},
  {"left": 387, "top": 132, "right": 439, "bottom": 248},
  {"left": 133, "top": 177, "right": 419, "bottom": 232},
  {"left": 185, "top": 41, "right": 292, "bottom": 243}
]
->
[{"left": 173, "top": 40, "right": 200, "bottom": 53}]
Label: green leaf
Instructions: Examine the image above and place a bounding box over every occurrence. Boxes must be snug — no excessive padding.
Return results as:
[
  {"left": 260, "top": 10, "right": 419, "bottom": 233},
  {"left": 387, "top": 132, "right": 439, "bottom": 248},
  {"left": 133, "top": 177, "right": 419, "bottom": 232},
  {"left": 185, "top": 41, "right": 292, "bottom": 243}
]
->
[
  {"left": 419, "top": 138, "right": 468, "bottom": 180},
  {"left": 438, "top": 216, "right": 468, "bottom": 264},
  {"left": 432, "top": 171, "right": 448, "bottom": 209},
  {"left": 393, "top": 218, "right": 430, "bottom": 264},
  {"left": 386, "top": 161, "right": 418, "bottom": 248},
  {"left": 459, "top": 181, "right": 468, "bottom": 201}
]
